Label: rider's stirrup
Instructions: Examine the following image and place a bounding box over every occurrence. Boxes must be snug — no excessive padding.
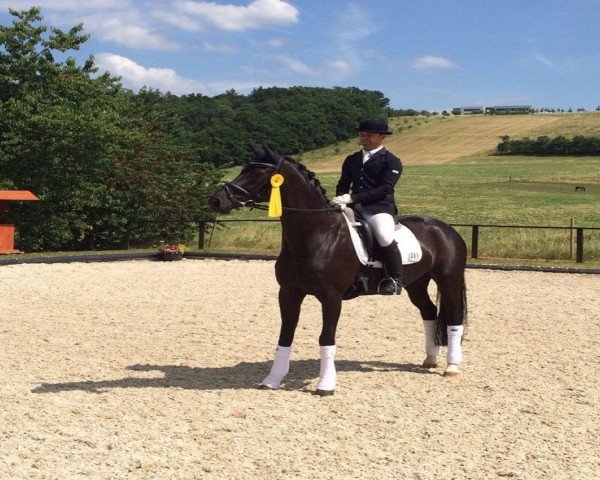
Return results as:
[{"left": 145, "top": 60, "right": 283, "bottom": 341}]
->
[{"left": 378, "top": 276, "right": 402, "bottom": 295}]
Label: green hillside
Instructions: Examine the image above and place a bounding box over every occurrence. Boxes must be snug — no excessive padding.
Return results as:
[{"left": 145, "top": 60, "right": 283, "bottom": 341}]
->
[{"left": 301, "top": 112, "right": 600, "bottom": 171}]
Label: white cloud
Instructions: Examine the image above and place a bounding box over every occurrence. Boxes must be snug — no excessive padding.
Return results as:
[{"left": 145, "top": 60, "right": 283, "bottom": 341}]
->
[
  {"left": 2, "top": 1, "right": 297, "bottom": 51},
  {"left": 95, "top": 53, "right": 265, "bottom": 95},
  {"left": 411, "top": 55, "right": 457, "bottom": 70},
  {"left": 250, "top": 37, "right": 286, "bottom": 48},
  {"left": 83, "top": 14, "right": 180, "bottom": 50},
  {"left": 11, "top": 2, "right": 182, "bottom": 51},
  {"left": 95, "top": 53, "right": 205, "bottom": 95},
  {"left": 533, "top": 53, "right": 554, "bottom": 69},
  {"left": 155, "top": 11, "right": 203, "bottom": 32},
  {"left": 271, "top": 54, "right": 316, "bottom": 75},
  {"left": 202, "top": 41, "right": 237, "bottom": 53},
  {"left": 0, "top": 0, "right": 123, "bottom": 11},
  {"left": 327, "top": 59, "right": 353, "bottom": 75},
  {"left": 267, "top": 38, "right": 285, "bottom": 48},
  {"left": 326, "top": 4, "right": 375, "bottom": 77},
  {"left": 175, "top": 0, "right": 299, "bottom": 31}
]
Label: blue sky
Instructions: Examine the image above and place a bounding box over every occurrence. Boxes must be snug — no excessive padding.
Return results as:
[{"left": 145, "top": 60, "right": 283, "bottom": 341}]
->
[{"left": 1, "top": 0, "right": 599, "bottom": 111}]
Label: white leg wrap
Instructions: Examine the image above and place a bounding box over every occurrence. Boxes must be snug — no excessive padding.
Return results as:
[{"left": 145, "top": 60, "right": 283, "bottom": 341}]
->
[
  {"left": 446, "top": 325, "right": 464, "bottom": 365},
  {"left": 260, "top": 345, "right": 291, "bottom": 389},
  {"left": 316, "top": 345, "right": 337, "bottom": 392},
  {"left": 423, "top": 319, "right": 441, "bottom": 356}
]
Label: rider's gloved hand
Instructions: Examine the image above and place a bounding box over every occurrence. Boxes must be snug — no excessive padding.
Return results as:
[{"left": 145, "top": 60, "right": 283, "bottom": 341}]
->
[{"left": 330, "top": 194, "right": 352, "bottom": 207}]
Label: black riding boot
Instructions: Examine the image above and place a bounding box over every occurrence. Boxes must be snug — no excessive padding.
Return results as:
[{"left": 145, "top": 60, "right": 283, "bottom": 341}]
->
[{"left": 378, "top": 241, "right": 403, "bottom": 295}]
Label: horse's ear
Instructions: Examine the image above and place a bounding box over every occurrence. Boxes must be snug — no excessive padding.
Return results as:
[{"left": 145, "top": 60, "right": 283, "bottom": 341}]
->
[
  {"left": 247, "top": 145, "right": 264, "bottom": 159},
  {"left": 263, "top": 144, "right": 279, "bottom": 164}
]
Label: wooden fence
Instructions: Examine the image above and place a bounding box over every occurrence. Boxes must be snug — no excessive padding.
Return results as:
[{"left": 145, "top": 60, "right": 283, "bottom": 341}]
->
[{"left": 196, "top": 219, "right": 600, "bottom": 264}]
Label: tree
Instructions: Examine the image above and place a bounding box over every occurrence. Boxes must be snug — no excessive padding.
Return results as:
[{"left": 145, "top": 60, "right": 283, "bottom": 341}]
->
[
  {"left": 0, "top": 8, "right": 223, "bottom": 250},
  {"left": 0, "top": 7, "right": 126, "bottom": 249}
]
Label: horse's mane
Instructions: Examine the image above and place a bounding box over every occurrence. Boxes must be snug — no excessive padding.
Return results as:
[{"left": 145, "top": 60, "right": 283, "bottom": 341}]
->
[
  {"left": 251, "top": 146, "right": 329, "bottom": 201},
  {"left": 284, "top": 156, "right": 329, "bottom": 200}
]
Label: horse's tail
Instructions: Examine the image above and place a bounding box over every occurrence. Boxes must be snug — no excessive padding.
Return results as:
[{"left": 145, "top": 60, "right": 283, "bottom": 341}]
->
[{"left": 435, "top": 279, "right": 468, "bottom": 346}]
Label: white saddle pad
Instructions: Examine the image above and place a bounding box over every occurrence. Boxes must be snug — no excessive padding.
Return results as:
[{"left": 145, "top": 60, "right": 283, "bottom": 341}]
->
[{"left": 342, "top": 214, "right": 423, "bottom": 267}]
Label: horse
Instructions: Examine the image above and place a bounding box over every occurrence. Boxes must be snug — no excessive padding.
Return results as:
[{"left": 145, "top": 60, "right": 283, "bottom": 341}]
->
[{"left": 208, "top": 146, "right": 468, "bottom": 395}]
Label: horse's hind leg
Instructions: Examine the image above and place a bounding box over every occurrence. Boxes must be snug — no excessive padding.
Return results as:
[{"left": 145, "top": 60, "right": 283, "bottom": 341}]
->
[
  {"left": 406, "top": 275, "right": 440, "bottom": 368},
  {"left": 437, "top": 275, "right": 467, "bottom": 377},
  {"left": 260, "top": 287, "right": 305, "bottom": 390}
]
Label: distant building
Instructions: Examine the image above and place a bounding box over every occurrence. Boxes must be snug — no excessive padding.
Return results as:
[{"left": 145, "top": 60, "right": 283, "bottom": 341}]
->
[
  {"left": 453, "top": 106, "right": 484, "bottom": 115},
  {"left": 452, "top": 105, "right": 533, "bottom": 115},
  {"left": 485, "top": 105, "right": 533, "bottom": 115}
]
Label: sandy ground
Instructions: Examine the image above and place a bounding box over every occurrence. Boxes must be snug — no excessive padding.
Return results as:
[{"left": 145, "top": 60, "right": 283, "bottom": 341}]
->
[{"left": 0, "top": 259, "right": 598, "bottom": 480}]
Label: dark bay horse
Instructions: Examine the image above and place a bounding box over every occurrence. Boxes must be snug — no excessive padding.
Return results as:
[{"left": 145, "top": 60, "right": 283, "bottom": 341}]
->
[{"left": 208, "top": 146, "right": 467, "bottom": 395}]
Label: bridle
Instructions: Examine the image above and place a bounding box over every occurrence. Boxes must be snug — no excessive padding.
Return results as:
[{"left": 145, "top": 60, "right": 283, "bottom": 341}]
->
[
  {"left": 222, "top": 161, "right": 279, "bottom": 210},
  {"left": 222, "top": 159, "right": 339, "bottom": 213}
]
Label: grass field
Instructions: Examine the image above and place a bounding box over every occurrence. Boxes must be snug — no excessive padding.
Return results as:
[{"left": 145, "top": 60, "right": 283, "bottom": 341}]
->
[{"left": 206, "top": 114, "right": 600, "bottom": 265}]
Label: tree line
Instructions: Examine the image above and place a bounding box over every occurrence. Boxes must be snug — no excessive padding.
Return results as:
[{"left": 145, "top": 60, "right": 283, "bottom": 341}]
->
[
  {"left": 0, "top": 8, "right": 391, "bottom": 252},
  {"left": 496, "top": 135, "right": 600, "bottom": 156}
]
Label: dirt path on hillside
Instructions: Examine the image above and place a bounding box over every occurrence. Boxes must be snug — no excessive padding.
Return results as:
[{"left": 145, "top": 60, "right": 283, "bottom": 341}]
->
[{"left": 0, "top": 259, "right": 598, "bottom": 479}]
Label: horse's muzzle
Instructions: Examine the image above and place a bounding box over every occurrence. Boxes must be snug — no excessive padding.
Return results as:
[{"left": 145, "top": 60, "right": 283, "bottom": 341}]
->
[{"left": 208, "top": 190, "right": 235, "bottom": 214}]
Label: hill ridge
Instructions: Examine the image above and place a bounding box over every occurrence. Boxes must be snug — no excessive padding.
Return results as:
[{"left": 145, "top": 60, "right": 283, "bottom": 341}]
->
[{"left": 302, "top": 113, "right": 600, "bottom": 172}]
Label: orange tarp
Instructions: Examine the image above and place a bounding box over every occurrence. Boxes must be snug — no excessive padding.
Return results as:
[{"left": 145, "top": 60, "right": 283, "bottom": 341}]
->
[{"left": 0, "top": 191, "right": 39, "bottom": 201}]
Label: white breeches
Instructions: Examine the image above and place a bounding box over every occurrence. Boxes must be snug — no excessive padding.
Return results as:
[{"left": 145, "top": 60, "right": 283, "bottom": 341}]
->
[{"left": 362, "top": 212, "right": 396, "bottom": 247}]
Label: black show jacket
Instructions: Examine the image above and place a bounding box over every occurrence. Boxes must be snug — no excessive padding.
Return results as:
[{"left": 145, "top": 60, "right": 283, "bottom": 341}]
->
[{"left": 335, "top": 148, "right": 403, "bottom": 215}]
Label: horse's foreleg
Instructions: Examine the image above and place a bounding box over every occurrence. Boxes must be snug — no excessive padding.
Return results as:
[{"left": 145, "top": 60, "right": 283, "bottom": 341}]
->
[
  {"left": 315, "top": 292, "right": 343, "bottom": 396},
  {"left": 406, "top": 277, "right": 440, "bottom": 368},
  {"left": 260, "top": 287, "right": 305, "bottom": 390}
]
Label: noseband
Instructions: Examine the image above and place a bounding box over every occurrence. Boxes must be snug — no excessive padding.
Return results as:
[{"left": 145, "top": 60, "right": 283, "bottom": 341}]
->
[{"left": 222, "top": 158, "right": 338, "bottom": 213}]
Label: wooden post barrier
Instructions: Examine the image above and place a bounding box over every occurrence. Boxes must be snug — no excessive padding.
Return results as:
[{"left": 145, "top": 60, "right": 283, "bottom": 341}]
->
[
  {"left": 471, "top": 225, "right": 479, "bottom": 259},
  {"left": 198, "top": 221, "right": 206, "bottom": 250},
  {"left": 576, "top": 228, "right": 584, "bottom": 263}
]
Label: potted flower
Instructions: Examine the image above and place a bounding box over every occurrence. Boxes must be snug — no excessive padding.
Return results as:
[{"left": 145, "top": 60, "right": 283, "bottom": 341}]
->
[{"left": 157, "top": 242, "right": 186, "bottom": 261}]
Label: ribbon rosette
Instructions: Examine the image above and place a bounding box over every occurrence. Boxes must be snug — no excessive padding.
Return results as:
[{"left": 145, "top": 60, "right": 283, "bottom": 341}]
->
[{"left": 268, "top": 174, "right": 285, "bottom": 217}]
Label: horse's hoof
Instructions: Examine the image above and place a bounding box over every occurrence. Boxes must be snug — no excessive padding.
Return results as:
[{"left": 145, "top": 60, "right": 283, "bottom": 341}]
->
[
  {"left": 443, "top": 364, "right": 460, "bottom": 377},
  {"left": 314, "top": 389, "right": 334, "bottom": 396},
  {"left": 258, "top": 383, "right": 278, "bottom": 390},
  {"left": 422, "top": 355, "right": 438, "bottom": 368}
]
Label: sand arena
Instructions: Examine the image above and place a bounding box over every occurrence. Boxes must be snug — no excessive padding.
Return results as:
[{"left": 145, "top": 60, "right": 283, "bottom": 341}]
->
[{"left": 0, "top": 259, "right": 598, "bottom": 479}]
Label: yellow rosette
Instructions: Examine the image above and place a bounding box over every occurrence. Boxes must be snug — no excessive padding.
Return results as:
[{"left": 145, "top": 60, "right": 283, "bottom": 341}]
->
[{"left": 268, "top": 174, "right": 285, "bottom": 217}]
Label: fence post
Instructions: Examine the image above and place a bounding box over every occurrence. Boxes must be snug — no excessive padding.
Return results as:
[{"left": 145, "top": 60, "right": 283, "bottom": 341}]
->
[
  {"left": 198, "top": 221, "right": 206, "bottom": 250},
  {"left": 569, "top": 218, "right": 574, "bottom": 260},
  {"left": 471, "top": 225, "right": 479, "bottom": 259},
  {"left": 576, "top": 228, "right": 584, "bottom": 263}
]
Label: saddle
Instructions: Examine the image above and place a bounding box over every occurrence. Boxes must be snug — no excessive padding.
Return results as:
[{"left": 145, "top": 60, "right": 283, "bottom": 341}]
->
[
  {"left": 341, "top": 207, "right": 423, "bottom": 300},
  {"left": 342, "top": 208, "right": 423, "bottom": 267}
]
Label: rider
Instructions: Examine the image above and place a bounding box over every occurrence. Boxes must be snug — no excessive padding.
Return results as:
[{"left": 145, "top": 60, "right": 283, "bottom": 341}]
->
[{"left": 330, "top": 118, "right": 403, "bottom": 295}]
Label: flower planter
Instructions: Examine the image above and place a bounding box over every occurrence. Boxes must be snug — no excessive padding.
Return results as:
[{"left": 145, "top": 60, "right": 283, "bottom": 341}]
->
[{"left": 158, "top": 252, "right": 184, "bottom": 262}]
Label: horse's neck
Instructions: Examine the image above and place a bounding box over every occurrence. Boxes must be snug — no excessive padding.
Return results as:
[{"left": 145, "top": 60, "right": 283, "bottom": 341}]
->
[
  {"left": 280, "top": 166, "right": 328, "bottom": 211},
  {"left": 279, "top": 167, "right": 342, "bottom": 235}
]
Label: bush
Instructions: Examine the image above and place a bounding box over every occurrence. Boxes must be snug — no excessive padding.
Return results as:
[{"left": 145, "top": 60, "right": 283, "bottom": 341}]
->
[{"left": 495, "top": 135, "right": 600, "bottom": 156}]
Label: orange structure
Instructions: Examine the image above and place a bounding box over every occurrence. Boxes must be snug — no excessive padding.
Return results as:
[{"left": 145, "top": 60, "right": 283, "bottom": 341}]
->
[{"left": 0, "top": 190, "right": 39, "bottom": 254}]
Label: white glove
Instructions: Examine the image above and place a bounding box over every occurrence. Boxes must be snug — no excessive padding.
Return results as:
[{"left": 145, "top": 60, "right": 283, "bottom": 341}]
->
[{"left": 330, "top": 194, "right": 352, "bottom": 206}]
